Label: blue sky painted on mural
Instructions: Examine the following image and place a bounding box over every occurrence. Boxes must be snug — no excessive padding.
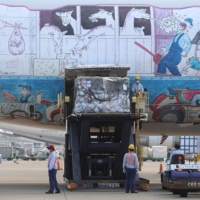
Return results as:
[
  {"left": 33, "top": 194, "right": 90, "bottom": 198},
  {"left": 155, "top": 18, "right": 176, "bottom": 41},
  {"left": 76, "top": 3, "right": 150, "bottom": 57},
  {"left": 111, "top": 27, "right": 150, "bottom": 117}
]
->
[
  {"left": 129, "top": 77, "right": 200, "bottom": 103},
  {"left": 0, "top": 79, "right": 64, "bottom": 103},
  {"left": 0, "top": 77, "right": 64, "bottom": 123}
]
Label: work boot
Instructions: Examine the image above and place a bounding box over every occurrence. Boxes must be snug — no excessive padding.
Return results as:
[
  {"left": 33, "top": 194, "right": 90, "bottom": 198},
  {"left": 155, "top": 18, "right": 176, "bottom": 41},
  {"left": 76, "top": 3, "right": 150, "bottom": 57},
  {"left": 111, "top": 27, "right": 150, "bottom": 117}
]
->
[
  {"left": 131, "top": 190, "right": 138, "bottom": 193},
  {"left": 45, "top": 191, "right": 54, "bottom": 194}
]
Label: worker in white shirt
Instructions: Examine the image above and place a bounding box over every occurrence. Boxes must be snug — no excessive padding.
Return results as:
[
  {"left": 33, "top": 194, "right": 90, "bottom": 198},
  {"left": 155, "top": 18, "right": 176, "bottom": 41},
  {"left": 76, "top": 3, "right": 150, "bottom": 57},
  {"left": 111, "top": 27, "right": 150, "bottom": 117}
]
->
[
  {"left": 45, "top": 145, "right": 61, "bottom": 194},
  {"left": 132, "top": 76, "right": 144, "bottom": 96}
]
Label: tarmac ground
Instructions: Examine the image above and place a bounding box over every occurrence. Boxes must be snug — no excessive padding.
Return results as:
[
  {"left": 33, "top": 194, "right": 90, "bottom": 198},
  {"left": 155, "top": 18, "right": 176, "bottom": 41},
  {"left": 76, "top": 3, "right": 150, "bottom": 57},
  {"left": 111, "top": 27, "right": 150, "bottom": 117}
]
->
[{"left": 0, "top": 159, "right": 200, "bottom": 200}]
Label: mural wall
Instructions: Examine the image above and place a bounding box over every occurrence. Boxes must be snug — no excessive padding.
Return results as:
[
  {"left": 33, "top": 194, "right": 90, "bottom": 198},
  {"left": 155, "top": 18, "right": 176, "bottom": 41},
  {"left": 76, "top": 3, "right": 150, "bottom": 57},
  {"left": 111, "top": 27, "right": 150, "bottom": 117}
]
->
[
  {"left": 1, "top": 4, "right": 200, "bottom": 76},
  {"left": 0, "top": 78, "right": 64, "bottom": 124},
  {"left": 1, "top": 4, "right": 200, "bottom": 125},
  {"left": 131, "top": 77, "right": 200, "bottom": 123}
]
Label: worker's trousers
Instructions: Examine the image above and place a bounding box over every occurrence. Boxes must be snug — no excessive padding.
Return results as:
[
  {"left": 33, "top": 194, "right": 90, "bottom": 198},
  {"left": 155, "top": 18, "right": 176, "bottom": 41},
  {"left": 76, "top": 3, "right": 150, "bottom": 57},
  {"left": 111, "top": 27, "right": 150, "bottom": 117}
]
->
[
  {"left": 125, "top": 168, "right": 136, "bottom": 191},
  {"left": 48, "top": 169, "right": 60, "bottom": 192}
]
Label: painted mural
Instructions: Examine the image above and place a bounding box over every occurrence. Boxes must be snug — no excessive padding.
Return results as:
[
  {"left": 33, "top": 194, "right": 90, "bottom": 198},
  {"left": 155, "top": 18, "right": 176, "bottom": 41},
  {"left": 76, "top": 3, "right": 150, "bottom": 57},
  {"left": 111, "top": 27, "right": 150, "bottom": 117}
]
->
[
  {"left": 130, "top": 78, "right": 200, "bottom": 124},
  {"left": 0, "top": 78, "right": 64, "bottom": 124},
  {"left": 1, "top": 4, "right": 200, "bottom": 125},
  {"left": 0, "top": 5, "right": 200, "bottom": 76}
]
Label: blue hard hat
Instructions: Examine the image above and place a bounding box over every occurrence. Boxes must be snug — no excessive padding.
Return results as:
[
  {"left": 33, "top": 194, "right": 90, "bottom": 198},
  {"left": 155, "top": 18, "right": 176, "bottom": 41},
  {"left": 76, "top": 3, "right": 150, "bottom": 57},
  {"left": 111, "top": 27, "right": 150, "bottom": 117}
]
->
[{"left": 184, "top": 18, "right": 193, "bottom": 26}]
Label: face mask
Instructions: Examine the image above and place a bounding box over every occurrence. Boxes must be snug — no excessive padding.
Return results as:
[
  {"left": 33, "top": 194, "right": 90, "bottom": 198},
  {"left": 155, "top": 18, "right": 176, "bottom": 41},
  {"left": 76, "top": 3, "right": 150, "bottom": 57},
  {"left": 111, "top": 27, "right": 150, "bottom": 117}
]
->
[{"left": 136, "top": 80, "right": 139, "bottom": 83}]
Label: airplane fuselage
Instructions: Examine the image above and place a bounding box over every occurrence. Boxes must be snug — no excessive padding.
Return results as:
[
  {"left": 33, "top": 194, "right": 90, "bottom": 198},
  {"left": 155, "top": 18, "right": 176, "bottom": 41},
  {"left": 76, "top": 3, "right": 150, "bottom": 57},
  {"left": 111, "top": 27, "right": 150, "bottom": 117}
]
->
[{"left": 0, "top": 0, "right": 200, "bottom": 143}]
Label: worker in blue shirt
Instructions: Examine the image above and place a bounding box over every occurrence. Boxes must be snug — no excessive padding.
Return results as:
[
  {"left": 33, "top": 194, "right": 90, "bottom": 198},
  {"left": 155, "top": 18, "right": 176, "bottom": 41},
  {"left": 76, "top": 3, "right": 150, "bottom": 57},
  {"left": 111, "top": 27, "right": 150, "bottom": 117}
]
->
[
  {"left": 157, "top": 18, "right": 193, "bottom": 76},
  {"left": 132, "top": 76, "right": 144, "bottom": 96},
  {"left": 170, "top": 144, "right": 184, "bottom": 163},
  {"left": 122, "top": 144, "right": 139, "bottom": 193},
  {"left": 46, "top": 145, "right": 61, "bottom": 194}
]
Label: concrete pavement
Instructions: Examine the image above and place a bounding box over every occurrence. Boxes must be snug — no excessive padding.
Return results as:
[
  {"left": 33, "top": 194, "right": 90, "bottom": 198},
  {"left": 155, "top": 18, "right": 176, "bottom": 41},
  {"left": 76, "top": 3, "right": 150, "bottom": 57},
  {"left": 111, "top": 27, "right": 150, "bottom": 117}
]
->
[{"left": 0, "top": 160, "right": 199, "bottom": 199}]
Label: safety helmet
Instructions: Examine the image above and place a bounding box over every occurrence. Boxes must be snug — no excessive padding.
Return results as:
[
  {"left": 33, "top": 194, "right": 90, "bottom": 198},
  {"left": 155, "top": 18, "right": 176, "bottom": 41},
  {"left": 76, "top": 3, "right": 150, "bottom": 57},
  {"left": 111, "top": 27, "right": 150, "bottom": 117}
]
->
[
  {"left": 135, "top": 76, "right": 140, "bottom": 80},
  {"left": 128, "top": 144, "right": 134, "bottom": 150}
]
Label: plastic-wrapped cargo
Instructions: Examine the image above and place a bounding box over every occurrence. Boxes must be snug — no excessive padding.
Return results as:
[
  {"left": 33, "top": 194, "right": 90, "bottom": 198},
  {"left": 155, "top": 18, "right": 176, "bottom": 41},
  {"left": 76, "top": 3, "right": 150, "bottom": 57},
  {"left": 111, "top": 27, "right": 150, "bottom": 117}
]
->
[
  {"left": 142, "top": 146, "right": 150, "bottom": 160},
  {"left": 0, "top": 146, "right": 13, "bottom": 158},
  {"left": 152, "top": 146, "right": 167, "bottom": 159},
  {"left": 22, "top": 143, "right": 34, "bottom": 156},
  {"left": 0, "top": 142, "right": 11, "bottom": 147},
  {"left": 73, "top": 77, "right": 130, "bottom": 113}
]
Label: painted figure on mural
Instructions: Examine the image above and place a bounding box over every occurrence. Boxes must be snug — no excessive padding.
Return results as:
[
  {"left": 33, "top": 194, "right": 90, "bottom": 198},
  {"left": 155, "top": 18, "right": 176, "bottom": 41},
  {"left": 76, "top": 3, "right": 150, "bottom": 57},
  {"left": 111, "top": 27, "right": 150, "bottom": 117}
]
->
[
  {"left": 18, "top": 85, "right": 36, "bottom": 103},
  {"left": 156, "top": 18, "right": 193, "bottom": 76},
  {"left": 181, "top": 31, "right": 200, "bottom": 75}
]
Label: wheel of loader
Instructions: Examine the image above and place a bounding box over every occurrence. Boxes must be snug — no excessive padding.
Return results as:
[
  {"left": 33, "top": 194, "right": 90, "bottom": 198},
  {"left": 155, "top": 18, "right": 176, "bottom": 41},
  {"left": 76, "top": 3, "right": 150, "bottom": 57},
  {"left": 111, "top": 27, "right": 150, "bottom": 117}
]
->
[{"left": 180, "top": 189, "right": 188, "bottom": 197}]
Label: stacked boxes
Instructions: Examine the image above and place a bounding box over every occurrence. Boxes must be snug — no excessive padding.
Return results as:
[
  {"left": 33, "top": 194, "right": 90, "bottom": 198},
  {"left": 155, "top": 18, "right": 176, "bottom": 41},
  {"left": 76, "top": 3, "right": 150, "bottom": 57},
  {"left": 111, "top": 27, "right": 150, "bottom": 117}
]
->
[{"left": 73, "top": 77, "right": 130, "bottom": 113}]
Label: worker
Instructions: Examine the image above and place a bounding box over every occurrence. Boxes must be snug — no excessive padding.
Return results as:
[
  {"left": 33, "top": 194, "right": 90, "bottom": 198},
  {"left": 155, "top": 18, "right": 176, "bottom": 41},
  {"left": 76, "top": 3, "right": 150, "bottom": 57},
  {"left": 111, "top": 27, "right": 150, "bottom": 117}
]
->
[
  {"left": 132, "top": 76, "right": 144, "bottom": 96},
  {"left": 170, "top": 144, "right": 184, "bottom": 163},
  {"left": 46, "top": 145, "right": 61, "bottom": 194},
  {"left": 122, "top": 144, "right": 139, "bottom": 193},
  {"left": 14, "top": 148, "right": 19, "bottom": 164}
]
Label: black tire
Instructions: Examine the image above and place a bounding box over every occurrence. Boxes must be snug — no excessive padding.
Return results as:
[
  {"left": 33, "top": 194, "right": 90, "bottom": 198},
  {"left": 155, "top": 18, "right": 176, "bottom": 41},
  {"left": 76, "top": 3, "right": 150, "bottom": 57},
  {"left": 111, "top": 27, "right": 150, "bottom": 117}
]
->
[
  {"left": 172, "top": 190, "right": 179, "bottom": 194},
  {"left": 158, "top": 110, "right": 184, "bottom": 123},
  {"left": 161, "top": 174, "right": 166, "bottom": 190},
  {"left": 180, "top": 189, "right": 188, "bottom": 197},
  {"left": 162, "top": 185, "right": 166, "bottom": 190},
  {"left": 161, "top": 174, "right": 163, "bottom": 183}
]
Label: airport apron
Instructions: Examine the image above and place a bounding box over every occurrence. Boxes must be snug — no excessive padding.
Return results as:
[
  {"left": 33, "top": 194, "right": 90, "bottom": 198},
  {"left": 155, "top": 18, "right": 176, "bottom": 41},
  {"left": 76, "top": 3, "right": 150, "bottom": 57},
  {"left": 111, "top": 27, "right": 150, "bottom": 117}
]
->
[{"left": 157, "top": 33, "right": 184, "bottom": 76}]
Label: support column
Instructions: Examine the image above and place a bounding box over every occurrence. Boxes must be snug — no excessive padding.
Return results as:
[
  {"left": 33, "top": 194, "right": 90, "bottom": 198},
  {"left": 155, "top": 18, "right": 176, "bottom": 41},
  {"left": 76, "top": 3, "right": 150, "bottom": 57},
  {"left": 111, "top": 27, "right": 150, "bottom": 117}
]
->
[
  {"left": 80, "top": 120, "right": 90, "bottom": 179},
  {"left": 64, "top": 134, "right": 70, "bottom": 179},
  {"left": 70, "top": 122, "right": 81, "bottom": 180}
]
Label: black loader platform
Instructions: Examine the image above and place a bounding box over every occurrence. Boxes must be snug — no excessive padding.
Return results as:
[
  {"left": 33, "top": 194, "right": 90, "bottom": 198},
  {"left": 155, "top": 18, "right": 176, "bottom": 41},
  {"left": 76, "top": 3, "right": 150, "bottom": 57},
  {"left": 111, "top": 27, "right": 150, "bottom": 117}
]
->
[{"left": 63, "top": 65, "right": 149, "bottom": 191}]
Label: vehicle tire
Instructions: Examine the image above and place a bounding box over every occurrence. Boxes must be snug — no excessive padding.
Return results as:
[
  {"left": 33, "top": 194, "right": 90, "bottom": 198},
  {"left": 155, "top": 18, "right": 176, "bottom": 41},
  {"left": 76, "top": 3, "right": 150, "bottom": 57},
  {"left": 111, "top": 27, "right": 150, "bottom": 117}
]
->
[
  {"left": 180, "top": 189, "right": 188, "bottom": 197},
  {"left": 172, "top": 190, "right": 179, "bottom": 194},
  {"left": 10, "top": 110, "right": 28, "bottom": 118},
  {"left": 52, "top": 113, "right": 64, "bottom": 124},
  {"left": 162, "top": 185, "right": 166, "bottom": 190},
  {"left": 158, "top": 110, "right": 184, "bottom": 123},
  {"left": 161, "top": 174, "right": 166, "bottom": 190}
]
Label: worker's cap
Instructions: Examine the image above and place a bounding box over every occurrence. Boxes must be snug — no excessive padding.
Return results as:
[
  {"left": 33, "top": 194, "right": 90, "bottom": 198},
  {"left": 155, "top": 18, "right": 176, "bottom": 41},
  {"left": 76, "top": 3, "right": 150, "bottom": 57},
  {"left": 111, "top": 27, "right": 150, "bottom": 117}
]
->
[
  {"left": 135, "top": 76, "right": 140, "bottom": 80},
  {"left": 18, "top": 84, "right": 32, "bottom": 91},
  {"left": 128, "top": 144, "right": 134, "bottom": 150},
  {"left": 46, "top": 145, "right": 55, "bottom": 150},
  {"left": 184, "top": 18, "right": 193, "bottom": 26}
]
